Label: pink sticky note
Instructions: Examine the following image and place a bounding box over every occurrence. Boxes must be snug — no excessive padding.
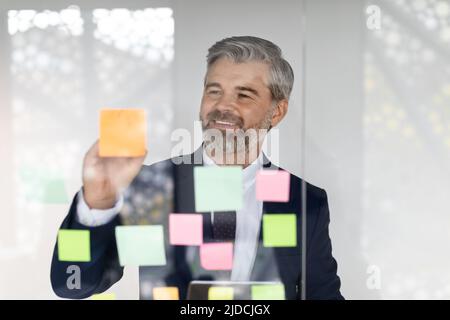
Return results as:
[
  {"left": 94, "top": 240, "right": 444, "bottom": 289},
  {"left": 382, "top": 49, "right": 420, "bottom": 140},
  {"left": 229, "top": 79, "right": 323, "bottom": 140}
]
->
[
  {"left": 169, "top": 214, "right": 203, "bottom": 246},
  {"left": 256, "top": 170, "right": 290, "bottom": 202},
  {"left": 200, "top": 242, "right": 233, "bottom": 270}
]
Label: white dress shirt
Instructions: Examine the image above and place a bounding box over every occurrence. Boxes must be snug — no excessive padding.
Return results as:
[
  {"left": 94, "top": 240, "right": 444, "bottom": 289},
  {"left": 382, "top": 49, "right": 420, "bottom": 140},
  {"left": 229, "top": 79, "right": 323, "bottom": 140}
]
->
[
  {"left": 202, "top": 150, "right": 264, "bottom": 281},
  {"left": 76, "top": 150, "right": 264, "bottom": 281}
]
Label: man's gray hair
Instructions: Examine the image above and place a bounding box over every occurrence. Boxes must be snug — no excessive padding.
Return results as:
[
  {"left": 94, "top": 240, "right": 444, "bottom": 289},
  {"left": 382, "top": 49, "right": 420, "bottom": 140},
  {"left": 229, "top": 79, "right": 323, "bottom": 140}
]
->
[{"left": 206, "top": 36, "right": 294, "bottom": 102}]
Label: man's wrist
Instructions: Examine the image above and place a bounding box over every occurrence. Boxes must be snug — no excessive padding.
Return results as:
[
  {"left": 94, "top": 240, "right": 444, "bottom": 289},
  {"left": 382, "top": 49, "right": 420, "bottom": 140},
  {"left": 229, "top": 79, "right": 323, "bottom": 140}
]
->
[
  {"left": 83, "top": 188, "right": 117, "bottom": 210},
  {"left": 76, "top": 189, "right": 123, "bottom": 227}
]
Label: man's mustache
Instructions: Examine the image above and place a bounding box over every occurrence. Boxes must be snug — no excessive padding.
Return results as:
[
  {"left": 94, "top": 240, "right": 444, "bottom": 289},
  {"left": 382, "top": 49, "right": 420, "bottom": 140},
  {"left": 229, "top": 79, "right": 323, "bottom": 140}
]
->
[{"left": 204, "top": 110, "right": 244, "bottom": 129}]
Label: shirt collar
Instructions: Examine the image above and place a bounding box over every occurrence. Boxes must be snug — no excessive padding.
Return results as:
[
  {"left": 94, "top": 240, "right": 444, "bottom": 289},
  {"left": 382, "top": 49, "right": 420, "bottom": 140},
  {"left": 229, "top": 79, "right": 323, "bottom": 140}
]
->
[{"left": 202, "top": 148, "right": 263, "bottom": 185}]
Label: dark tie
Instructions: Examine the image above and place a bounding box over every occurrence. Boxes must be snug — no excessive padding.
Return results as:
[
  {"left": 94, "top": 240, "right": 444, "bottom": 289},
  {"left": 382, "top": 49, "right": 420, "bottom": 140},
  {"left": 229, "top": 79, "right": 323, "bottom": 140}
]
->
[{"left": 212, "top": 211, "right": 236, "bottom": 241}]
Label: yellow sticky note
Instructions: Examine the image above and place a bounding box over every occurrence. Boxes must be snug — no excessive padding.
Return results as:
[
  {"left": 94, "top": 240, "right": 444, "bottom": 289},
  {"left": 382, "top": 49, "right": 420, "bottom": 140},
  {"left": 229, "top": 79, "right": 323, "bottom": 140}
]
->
[
  {"left": 91, "top": 293, "right": 116, "bottom": 300},
  {"left": 208, "top": 286, "right": 234, "bottom": 300},
  {"left": 153, "top": 287, "right": 179, "bottom": 300},
  {"left": 99, "top": 108, "right": 147, "bottom": 157}
]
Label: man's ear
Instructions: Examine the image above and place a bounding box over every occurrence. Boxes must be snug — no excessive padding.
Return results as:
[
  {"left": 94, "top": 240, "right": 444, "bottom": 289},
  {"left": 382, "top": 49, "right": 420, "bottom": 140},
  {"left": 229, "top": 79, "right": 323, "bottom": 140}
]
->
[{"left": 270, "top": 99, "right": 289, "bottom": 128}]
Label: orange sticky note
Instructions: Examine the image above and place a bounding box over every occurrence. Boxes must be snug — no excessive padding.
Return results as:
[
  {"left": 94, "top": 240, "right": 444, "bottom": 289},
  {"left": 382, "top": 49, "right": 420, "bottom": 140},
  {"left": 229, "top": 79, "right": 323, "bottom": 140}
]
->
[
  {"left": 200, "top": 242, "right": 233, "bottom": 270},
  {"left": 99, "top": 108, "right": 147, "bottom": 157},
  {"left": 153, "top": 287, "right": 179, "bottom": 300}
]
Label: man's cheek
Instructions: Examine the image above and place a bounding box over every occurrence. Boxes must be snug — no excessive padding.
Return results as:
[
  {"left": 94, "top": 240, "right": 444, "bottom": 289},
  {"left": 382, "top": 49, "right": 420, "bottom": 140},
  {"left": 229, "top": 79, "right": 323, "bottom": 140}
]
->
[
  {"left": 199, "top": 110, "right": 210, "bottom": 125},
  {"left": 201, "top": 103, "right": 210, "bottom": 115},
  {"left": 199, "top": 106, "right": 207, "bottom": 120}
]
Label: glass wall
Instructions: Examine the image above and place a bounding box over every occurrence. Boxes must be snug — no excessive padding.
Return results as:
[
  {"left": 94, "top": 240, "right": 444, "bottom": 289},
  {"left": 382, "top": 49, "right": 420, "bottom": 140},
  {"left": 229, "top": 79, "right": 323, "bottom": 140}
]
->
[
  {"left": 2, "top": 0, "right": 447, "bottom": 300},
  {"left": 0, "top": 2, "right": 174, "bottom": 299}
]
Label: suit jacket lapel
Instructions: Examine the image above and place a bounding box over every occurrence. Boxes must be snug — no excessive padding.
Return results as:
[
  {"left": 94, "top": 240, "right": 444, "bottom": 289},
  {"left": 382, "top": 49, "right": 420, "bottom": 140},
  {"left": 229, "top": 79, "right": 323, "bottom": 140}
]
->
[
  {"left": 251, "top": 157, "right": 302, "bottom": 292},
  {"left": 173, "top": 146, "right": 214, "bottom": 243}
]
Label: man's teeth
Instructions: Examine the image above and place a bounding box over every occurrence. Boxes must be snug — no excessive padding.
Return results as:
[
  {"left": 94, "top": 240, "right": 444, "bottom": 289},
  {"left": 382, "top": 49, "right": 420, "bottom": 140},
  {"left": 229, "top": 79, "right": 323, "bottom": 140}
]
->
[{"left": 216, "top": 120, "right": 234, "bottom": 126}]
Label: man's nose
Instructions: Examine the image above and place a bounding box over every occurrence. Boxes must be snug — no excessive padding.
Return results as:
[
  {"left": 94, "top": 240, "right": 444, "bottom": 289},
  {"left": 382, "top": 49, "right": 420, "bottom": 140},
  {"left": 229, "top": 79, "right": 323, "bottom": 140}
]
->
[{"left": 214, "top": 93, "right": 238, "bottom": 113}]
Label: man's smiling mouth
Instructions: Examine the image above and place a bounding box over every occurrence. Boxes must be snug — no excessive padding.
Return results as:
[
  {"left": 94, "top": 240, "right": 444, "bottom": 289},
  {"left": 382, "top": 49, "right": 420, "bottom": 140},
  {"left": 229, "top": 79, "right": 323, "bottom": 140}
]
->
[{"left": 210, "top": 120, "right": 240, "bottom": 130}]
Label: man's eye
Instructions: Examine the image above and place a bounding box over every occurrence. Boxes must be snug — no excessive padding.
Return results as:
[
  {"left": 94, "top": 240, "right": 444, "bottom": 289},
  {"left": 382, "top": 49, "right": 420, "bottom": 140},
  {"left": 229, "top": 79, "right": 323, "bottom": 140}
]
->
[
  {"left": 238, "top": 93, "right": 250, "bottom": 99},
  {"left": 208, "top": 90, "right": 220, "bottom": 95}
]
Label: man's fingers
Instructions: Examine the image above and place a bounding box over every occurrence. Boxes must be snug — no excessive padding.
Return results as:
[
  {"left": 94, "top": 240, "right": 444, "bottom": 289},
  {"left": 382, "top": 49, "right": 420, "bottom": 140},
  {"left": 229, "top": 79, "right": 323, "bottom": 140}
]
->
[
  {"left": 131, "top": 149, "right": 147, "bottom": 165},
  {"left": 83, "top": 140, "right": 101, "bottom": 178},
  {"left": 125, "top": 149, "right": 147, "bottom": 162},
  {"left": 85, "top": 140, "right": 99, "bottom": 159},
  {"left": 138, "top": 149, "right": 148, "bottom": 161}
]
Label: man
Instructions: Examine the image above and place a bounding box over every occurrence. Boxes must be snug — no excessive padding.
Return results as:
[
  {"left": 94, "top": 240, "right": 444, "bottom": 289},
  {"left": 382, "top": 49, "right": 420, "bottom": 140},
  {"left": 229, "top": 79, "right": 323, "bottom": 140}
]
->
[{"left": 50, "top": 36, "right": 343, "bottom": 300}]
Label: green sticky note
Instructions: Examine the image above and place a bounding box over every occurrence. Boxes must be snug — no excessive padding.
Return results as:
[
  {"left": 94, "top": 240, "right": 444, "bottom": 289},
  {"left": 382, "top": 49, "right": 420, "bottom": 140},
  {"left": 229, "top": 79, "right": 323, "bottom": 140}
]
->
[
  {"left": 42, "top": 178, "right": 69, "bottom": 203},
  {"left": 263, "top": 214, "right": 297, "bottom": 247},
  {"left": 194, "top": 166, "right": 243, "bottom": 212},
  {"left": 208, "top": 286, "right": 234, "bottom": 300},
  {"left": 58, "top": 230, "right": 91, "bottom": 262},
  {"left": 20, "top": 167, "right": 68, "bottom": 204},
  {"left": 115, "top": 225, "right": 166, "bottom": 266},
  {"left": 251, "top": 284, "right": 285, "bottom": 300}
]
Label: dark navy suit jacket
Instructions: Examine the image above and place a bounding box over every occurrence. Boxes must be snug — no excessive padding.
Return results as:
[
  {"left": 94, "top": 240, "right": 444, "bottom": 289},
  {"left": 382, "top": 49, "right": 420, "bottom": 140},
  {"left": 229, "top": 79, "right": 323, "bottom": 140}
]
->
[{"left": 50, "top": 148, "right": 344, "bottom": 300}]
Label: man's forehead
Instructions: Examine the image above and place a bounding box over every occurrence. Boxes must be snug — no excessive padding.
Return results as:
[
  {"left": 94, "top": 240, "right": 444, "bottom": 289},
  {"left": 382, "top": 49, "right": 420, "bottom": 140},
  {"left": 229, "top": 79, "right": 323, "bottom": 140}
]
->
[{"left": 205, "top": 59, "right": 270, "bottom": 88}]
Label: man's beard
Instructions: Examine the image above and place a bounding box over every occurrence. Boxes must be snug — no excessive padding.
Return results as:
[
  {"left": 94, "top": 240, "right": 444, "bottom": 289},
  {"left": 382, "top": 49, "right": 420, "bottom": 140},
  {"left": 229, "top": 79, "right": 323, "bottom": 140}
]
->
[{"left": 200, "top": 108, "right": 273, "bottom": 160}]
